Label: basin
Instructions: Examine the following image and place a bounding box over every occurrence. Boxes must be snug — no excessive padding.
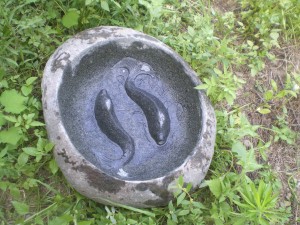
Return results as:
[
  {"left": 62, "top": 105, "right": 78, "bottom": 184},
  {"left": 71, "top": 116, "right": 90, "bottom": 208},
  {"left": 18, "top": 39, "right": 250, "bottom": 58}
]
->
[{"left": 42, "top": 26, "right": 216, "bottom": 208}]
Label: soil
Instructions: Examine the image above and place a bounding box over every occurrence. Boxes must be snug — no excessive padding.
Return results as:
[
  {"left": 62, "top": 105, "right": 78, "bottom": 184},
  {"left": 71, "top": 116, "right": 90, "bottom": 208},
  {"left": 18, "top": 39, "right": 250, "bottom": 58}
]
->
[
  {"left": 234, "top": 40, "right": 300, "bottom": 225},
  {"left": 213, "top": 0, "right": 300, "bottom": 223}
]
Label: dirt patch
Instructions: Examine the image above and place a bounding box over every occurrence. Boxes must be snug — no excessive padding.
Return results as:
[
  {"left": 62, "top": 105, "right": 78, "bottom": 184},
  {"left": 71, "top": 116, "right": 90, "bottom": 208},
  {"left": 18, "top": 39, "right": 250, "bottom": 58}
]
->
[
  {"left": 212, "top": 0, "right": 239, "bottom": 14},
  {"left": 234, "top": 44, "right": 300, "bottom": 223}
]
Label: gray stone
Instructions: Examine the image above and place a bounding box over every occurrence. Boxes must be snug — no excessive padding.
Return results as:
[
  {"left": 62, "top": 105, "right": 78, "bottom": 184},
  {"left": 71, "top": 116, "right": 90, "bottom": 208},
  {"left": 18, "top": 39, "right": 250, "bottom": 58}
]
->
[{"left": 42, "top": 26, "right": 216, "bottom": 208}]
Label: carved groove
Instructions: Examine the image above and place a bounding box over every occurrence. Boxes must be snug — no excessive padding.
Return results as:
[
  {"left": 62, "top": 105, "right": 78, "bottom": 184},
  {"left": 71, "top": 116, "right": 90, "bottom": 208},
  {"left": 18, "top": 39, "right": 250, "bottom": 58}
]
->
[{"left": 94, "top": 89, "right": 134, "bottom": 165}]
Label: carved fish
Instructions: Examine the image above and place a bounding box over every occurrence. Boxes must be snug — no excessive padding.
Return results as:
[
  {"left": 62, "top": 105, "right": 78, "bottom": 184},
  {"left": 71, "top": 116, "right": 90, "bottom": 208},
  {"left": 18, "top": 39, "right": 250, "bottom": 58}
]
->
[
  {"left": 125, "top": 75, "right": 170, "bottom": 145},
  {"left": 94, "top": 89, "right": 134, "bottom": 165}
]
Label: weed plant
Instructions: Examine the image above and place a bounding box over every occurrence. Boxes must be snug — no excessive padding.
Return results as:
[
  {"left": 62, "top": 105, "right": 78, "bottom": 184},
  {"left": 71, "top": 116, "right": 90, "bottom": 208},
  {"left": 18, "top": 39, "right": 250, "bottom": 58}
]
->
[{"left": 0, "top": 0, "right": 299, "bottom": 224}]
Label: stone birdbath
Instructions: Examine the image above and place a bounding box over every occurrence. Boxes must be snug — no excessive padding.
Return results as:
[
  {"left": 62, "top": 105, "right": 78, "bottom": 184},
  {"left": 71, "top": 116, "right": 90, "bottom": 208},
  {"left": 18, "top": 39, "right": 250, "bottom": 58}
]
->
[{"left": 42, "top": 26, "right": 216, "bottom": 208}]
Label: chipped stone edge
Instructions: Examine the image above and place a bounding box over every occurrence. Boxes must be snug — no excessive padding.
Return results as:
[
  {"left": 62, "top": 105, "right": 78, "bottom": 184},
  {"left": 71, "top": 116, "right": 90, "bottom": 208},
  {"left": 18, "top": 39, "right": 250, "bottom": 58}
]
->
[{"left": 42, "top": 26, "right": 216, "bottom": 208}]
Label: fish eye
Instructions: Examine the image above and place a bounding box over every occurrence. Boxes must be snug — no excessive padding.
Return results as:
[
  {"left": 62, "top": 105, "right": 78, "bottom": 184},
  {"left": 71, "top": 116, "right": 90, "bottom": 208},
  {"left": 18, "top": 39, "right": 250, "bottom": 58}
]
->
[{"left": 115, "top": 67, "right": 129, "bottom": 76}]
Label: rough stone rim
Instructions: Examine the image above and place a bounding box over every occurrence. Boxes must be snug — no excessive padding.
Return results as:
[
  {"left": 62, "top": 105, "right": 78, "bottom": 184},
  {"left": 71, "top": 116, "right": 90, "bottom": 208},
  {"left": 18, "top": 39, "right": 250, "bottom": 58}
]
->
[{"left": 42, "top": 26, "right": 216, "bottom": 207}]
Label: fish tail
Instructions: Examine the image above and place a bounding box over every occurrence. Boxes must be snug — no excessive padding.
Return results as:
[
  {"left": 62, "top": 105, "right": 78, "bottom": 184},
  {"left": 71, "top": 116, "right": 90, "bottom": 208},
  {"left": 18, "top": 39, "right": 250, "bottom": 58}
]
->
[{"left": 121, "top": 139, "right": 135, "bottom": 166}]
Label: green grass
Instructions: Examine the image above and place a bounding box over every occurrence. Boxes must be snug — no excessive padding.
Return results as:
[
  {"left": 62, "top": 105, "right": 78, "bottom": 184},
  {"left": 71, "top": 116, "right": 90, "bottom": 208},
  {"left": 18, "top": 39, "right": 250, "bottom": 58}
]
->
[{"left": 0, "top": 0, "right": 300, "bottom": 224}]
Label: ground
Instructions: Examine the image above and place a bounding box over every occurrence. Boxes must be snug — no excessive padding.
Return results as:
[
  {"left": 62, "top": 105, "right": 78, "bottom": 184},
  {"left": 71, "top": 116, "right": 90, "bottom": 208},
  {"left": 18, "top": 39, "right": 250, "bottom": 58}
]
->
[{"left": 216, "top": 1, "right": 300, "bottom": 222}]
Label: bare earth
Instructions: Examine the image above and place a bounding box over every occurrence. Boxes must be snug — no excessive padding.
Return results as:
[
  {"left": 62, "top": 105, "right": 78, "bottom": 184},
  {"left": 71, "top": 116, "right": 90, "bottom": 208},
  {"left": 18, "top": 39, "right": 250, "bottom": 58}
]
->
[{"left": 213, "top": 0, "right": 300, "bottom": 223}]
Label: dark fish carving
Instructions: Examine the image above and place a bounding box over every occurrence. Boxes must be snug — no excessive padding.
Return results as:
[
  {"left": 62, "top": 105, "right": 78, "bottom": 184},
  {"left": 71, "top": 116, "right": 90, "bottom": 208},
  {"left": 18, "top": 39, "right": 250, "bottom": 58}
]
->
[
  {"left": 94, "top": 89, "right": 134, "bottom": 165},
  {"left": 125, "top": 76, "right": 170, "bottom": 145}
]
